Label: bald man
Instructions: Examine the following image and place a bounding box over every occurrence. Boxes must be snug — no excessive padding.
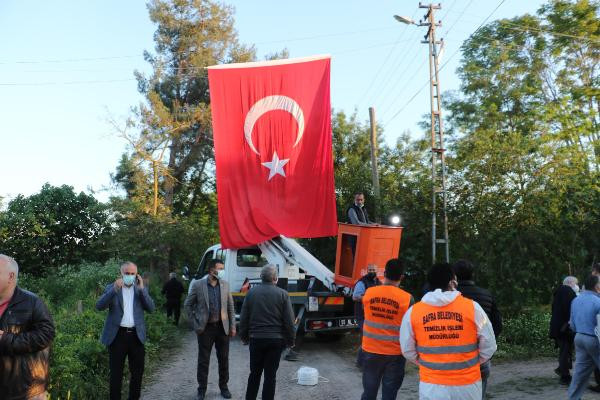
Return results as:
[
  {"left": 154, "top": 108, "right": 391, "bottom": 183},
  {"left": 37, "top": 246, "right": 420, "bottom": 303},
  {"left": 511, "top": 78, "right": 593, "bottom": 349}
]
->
[{"left": 0, "top": 254, "right": 55, "bottom": 400}]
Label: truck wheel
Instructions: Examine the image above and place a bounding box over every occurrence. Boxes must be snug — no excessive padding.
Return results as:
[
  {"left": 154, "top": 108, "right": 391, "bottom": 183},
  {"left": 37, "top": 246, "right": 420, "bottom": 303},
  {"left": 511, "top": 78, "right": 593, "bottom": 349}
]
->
[{"left": 314, "top": 332, "right": 347, "bottom": 342}]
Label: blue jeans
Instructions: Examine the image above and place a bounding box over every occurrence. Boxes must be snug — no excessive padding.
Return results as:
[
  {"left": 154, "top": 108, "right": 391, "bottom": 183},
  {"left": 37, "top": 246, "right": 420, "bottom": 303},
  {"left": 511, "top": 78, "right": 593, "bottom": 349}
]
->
[
  {"left": 568, "top": 333, "right": 600, "bottom": 400},
  {"left": 361, "top": 351, "right": 406, "bottom": 400}
]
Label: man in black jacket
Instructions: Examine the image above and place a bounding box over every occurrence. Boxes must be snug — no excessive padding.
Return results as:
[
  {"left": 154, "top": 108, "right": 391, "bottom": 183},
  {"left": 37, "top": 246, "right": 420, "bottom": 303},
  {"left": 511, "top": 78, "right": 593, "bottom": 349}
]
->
[
  {"left": 550, "top": 276, "right": 578, "bottom": 385},
  {"left": 240, "top": 265, "right": 295, "bottom": 400},
  {"left": 162, "top": 272, "right": 185, "bottom": 325},
  {"left": 454, "top": 259, "right": 502, "bottom": 399},
  {"left": 0, "top": 254, "right": 55, "bottom": 400}
]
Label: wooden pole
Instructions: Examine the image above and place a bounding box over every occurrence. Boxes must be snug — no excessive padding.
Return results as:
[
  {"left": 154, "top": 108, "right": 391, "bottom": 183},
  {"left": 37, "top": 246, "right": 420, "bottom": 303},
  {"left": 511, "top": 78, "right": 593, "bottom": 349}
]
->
[{"left": 369, "top": 107, "right": 381, "bottom": 223}]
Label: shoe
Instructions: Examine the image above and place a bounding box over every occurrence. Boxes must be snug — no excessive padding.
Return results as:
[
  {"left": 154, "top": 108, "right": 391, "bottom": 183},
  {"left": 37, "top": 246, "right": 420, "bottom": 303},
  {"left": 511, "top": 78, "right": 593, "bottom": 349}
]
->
[
  {"left": 220, "top": 388, "right": 232, "bottom": 399},
  {"left": 285, "top": 349, "right": 299, "bottom": 361},
  {"left": 197, "top": 392, "right": 206, "bottom": 400},
  {"left": 559, "top": 376, "right": 572, "bottom": 385},
  {"left": 589, "top": 384, "right": 600, "bottom": 392}
]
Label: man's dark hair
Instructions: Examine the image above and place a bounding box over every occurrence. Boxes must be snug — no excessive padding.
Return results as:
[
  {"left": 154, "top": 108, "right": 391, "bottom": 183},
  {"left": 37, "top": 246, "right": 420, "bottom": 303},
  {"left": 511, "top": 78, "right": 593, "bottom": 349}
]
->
[
  {"left": 354, "top": 192, "right": 364, "bottom": 197},
  {"left": 207, "top": 259, "right": 224, "bottom": 272},
  {"left": 454, "top": 259, "right": 474, "bottom": 281},
  {"left": 592, "top": 263, "right": 600, "bottom": 275},
  {"left": 384, "top": 258, "right": 404, "bottom": 281},
  {"left": 584, "top": 274, "right": 599, "bottom": 291},
  {"left": 427, "top": 263, "right": 456, "bottom": 291}
]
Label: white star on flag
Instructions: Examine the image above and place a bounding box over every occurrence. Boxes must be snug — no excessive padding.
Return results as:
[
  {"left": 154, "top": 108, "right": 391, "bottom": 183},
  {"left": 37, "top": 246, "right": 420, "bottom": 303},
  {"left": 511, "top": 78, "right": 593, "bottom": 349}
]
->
[{"left": 261, "top": 151, "right": 289, "bottom": 181}]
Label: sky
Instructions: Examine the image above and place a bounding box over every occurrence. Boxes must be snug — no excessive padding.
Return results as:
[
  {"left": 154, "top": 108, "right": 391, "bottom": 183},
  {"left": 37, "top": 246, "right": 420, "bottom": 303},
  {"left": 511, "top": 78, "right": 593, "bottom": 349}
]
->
[{"left": 0, "top": 0, "right": 547, "bottom": 205}]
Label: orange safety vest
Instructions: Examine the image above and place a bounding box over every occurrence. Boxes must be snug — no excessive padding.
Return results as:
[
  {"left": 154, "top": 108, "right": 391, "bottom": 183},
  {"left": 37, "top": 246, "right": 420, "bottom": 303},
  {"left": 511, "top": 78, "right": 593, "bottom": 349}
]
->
[
  {"left": 410, "top": 294, "right": 481, "bottom": 386},
  {"left": 362, "top": 285, "right": 412, "bottom": 355}
]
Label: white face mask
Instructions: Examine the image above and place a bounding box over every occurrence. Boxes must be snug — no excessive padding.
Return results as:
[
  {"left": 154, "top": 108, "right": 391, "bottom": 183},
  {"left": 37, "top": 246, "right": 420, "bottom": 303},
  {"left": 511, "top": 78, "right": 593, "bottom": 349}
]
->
[
  {"left": 216, "top": 269, "right": 226, "bottom": 280},
  {"left": 571, "top": 285, "right": 580, "bottom": 295}
]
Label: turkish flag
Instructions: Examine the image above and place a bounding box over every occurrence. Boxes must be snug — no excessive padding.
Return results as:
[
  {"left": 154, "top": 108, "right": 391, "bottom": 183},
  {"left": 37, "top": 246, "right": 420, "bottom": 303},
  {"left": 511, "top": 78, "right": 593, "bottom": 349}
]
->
[{"left": 208, "top": 55, "right": 337, "bottom": 249}]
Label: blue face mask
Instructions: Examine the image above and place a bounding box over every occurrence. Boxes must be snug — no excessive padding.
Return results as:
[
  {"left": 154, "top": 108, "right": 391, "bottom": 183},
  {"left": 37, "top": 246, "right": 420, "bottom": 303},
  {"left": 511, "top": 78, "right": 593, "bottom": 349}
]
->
[{"left": 123, "top": 274, "right": 136, "bottom": 286}]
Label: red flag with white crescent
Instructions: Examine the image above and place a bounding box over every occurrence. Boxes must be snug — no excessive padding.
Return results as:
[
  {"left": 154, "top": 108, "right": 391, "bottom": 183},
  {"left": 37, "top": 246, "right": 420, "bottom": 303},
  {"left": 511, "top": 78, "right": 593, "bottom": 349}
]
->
[{"left": 208, "top": 55, "right": 337, "bottom": 249}]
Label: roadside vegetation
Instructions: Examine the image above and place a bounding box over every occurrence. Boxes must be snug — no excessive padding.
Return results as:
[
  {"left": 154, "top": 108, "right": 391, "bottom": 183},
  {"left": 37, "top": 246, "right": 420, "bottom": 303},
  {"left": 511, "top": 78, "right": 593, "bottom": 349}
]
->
[{"left": 19, "top": 261, "right": 180, "bottom": 399}]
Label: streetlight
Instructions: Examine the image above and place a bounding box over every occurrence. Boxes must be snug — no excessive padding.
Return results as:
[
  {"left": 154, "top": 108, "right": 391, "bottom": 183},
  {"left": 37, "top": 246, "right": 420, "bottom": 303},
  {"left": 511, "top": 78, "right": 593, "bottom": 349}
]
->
[{"left": 393, "top": 15, "right": 416, "bottom": 25}]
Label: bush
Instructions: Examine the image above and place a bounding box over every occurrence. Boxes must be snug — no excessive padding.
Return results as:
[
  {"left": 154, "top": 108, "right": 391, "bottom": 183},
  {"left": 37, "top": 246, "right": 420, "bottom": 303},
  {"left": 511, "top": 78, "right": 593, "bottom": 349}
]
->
[
  {"left": 19, "top": 260, "right": 181, "bottom": 399},
  {"left": 495, "top": 309, "right": 554, "bottom": 360}
]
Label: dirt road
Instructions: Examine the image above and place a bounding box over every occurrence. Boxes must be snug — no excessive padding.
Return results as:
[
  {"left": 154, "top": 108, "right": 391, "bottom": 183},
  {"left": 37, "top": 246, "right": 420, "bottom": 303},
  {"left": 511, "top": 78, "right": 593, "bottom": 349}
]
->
[{"left": 142, "top": 330, "right": 591, "bottom": 399}]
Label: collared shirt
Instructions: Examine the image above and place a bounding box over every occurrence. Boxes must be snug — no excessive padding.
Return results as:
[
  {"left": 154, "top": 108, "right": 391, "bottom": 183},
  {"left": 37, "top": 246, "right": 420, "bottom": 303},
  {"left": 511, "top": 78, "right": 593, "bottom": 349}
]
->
[
  {"left": 207, "top": 279, "right": 221, "bottom": 323},
  {"left": 570, "top": 290, "right": 600, "bottom": 336},
  {"left": 120, "top": 285, "right": 135, "bottom": 327}
]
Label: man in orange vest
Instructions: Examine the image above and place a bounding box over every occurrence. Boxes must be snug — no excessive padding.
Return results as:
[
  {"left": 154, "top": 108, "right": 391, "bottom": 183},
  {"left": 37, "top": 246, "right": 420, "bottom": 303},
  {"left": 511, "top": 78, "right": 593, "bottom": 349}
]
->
[
  {"left": 400, "top": 263, "right": 497, "bottom": 400},
  {"left": 361, "top": 258, "right": 414, "bottom": 400}
]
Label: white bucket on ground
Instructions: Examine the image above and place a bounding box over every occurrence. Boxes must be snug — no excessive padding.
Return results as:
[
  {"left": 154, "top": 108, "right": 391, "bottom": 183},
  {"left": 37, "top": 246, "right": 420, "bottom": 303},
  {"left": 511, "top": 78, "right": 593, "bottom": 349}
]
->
[{"left": 297, "top": 366, "right": 319, "bottom": 386}]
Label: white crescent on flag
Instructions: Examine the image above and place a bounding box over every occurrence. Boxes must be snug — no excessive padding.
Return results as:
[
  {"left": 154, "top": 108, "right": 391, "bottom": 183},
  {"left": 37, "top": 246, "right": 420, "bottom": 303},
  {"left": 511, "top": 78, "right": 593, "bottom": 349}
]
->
[{"left": 243, "top": 95, "right": 305, "bottom": 156}]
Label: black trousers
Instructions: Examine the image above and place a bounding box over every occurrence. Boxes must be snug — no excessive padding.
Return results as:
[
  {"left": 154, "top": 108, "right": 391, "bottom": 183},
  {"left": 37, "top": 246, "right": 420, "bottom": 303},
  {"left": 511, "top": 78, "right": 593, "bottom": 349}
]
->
[
  {"left": 246, "top": 338, "right": 285, "bottom": 400},
  {"left": 109, "top": 329, "right": 145, "bottom": 400},
  {"left": 557, "top": 337, "right": 573, "bottom": 377},
  {"left": 197, "top": 322, "right": 229, "bottom": 393},
  {"left": 166, "top": 299, "right": 181, "bottom": 324}
]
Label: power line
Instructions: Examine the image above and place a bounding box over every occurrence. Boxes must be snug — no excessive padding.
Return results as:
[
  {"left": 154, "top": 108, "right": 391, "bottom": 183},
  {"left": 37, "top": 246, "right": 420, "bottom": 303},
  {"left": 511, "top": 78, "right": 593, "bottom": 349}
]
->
[
  {"left": 0, "top": 78, "right": 137, "bottom": 87},
  {"left": 363, "top": 27, "right": 423, "bottom": 110},
  {"left": 356, "top": 8, "right": 420, "bottom": 109},
  {"left": 385, "top": 0, "right": 508, "bottom": 126},
  {"left": 0, "top": 25, "right": 403, "bottom": 66}
]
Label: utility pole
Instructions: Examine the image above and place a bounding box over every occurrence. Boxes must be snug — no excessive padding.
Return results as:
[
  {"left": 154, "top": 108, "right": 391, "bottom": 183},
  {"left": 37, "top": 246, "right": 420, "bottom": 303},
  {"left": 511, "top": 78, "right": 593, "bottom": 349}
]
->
[
  {"left": 419, "top": 3, "right": 449, "bottom": 263},
  {"left": 368, "top": 107, "right": 381, "bottom": 223}
]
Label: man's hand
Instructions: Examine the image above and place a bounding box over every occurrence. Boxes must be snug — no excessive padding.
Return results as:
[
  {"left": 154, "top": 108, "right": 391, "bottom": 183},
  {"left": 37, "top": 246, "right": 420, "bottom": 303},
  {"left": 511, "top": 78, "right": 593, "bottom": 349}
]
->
[
  {"left": 230, "top": 327, "right": 236, "bottom": 337},
  {"left": 114, "top": 278, "right": 124, "bottom": 292},
  {"left": 0, "top": 329, "right": 4, "bottom": 338},
  {"left": 136, "top": 274, "right": 144, "bottom": 290}
]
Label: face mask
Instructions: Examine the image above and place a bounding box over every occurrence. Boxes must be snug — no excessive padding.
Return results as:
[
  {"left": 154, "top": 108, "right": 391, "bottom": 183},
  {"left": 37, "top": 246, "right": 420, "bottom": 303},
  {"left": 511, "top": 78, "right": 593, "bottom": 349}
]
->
[
  {"left": 571, "top": 285, "right": 580, "bottom": 294},
  {"left": 367, "top": 272, "right": 377, "bottom": 280},
  {"left": 216, "top": 270, "right": 226, "bottom": 280},
  {"left": 123, "top": 274, "right": 136, "bottom": 286}
]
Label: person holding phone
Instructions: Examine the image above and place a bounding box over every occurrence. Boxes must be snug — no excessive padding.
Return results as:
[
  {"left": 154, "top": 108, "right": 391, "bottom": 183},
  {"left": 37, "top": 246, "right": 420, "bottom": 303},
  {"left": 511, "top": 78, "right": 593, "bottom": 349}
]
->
[{"left": 96, "top": 261, "right": 155, "bottom": 400}]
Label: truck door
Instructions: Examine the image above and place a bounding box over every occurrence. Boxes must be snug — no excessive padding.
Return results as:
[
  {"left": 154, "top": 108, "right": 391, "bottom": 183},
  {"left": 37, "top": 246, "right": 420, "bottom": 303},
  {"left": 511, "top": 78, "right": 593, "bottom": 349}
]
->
[{"left": 195, "top": 249, "right": 214, "bottom": 279}]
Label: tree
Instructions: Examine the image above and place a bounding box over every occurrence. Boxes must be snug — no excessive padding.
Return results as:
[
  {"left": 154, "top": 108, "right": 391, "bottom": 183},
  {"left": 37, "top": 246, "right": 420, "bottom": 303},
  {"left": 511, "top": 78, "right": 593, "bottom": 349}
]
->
[
  {"left": 0, "top": 184, "right": 112, "bottom": 275},
  {"left": 443, "top": 0, "right": 600, "bottom": 310}
]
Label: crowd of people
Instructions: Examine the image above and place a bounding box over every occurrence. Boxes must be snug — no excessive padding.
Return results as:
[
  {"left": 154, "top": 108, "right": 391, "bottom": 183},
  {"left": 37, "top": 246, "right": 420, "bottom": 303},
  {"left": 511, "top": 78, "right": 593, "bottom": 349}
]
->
[
  {"left": 2, "top": 245, "right": 600, "bottom": 400},
  {"left": 550, "top": 263, "right": 600, "bottom": 399}
]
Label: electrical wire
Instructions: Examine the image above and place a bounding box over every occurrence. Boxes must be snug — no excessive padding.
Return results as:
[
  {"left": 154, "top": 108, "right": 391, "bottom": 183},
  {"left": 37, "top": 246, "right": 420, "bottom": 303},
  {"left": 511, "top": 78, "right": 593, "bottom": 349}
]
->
[
  {"left": 385, "top": 0, "right": 508, "bottom": 126},
  {"left": 356, "top": 7, "right": 419, "bottom": 109}
]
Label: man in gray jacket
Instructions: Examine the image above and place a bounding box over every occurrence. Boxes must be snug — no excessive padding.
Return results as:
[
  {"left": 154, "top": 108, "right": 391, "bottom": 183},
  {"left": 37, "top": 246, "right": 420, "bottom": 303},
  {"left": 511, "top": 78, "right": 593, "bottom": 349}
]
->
[
  {"left": 240, "top": 265, "right": 295, "bottom": 400},
  {"left": 185, "top": 259, "right": 235, "bottom": 400}
]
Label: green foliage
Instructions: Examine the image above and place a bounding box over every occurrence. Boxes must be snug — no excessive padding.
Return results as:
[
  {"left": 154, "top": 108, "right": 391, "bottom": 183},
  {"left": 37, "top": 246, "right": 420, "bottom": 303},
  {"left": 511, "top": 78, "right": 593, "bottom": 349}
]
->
[
  {"left": 0, "top": 184, "right": 112, "bottom": 275},
  {"left": 495, "top": 310, "right": 554, "bottom": 360},
  {"left": 19, "top": 261, "right": 180, "bottom": 399}
]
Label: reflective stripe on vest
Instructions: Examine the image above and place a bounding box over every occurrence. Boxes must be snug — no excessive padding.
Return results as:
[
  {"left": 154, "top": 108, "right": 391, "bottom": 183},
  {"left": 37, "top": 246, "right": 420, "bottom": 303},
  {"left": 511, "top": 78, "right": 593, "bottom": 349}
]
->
[
  {"left": 416, "top": 343, "right": 478, "bottom": 354},
  {"left": 361, "top": 285, "right": 412, "bottom": 355},
  {"left": 410, "top": 295, "right": 481, "bottom": 386}
]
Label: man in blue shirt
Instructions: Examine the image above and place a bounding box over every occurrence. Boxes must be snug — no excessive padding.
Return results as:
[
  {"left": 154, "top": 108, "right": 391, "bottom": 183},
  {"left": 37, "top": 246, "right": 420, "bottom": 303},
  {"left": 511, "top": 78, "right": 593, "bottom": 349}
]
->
[
  {"left": 568, "top": 274, "right": 600, "bottom": 399},
  {"left": 353, "top": 264, "right": 381, "bottom": 369}
]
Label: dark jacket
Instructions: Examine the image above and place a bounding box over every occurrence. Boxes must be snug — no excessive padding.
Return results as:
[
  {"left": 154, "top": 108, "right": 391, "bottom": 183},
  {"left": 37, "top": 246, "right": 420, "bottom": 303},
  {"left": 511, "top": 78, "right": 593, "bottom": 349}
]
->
[
  {"left": 239, "top": 282, "right": 295, "bottom": 346},
  {"left": 96, "top": 283, "right": 155, "bottom": 346},
  {"left": 354, "top": 275, "right": 381, "bottom": 322},
  {"left": 347, "top": 204, "right": 370, "bottom": 224},
  {"left": 0, "top": 287, "right": 55, "bottom": 400},
  {"left": 458, "top": 280, "right": 503, "bottom": 337},
  {"left": 162, "top": 277, "right": 185, "bottom": 301},
  {"left": 550, "top": 284, "right": 577, "bottom": 340}
]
